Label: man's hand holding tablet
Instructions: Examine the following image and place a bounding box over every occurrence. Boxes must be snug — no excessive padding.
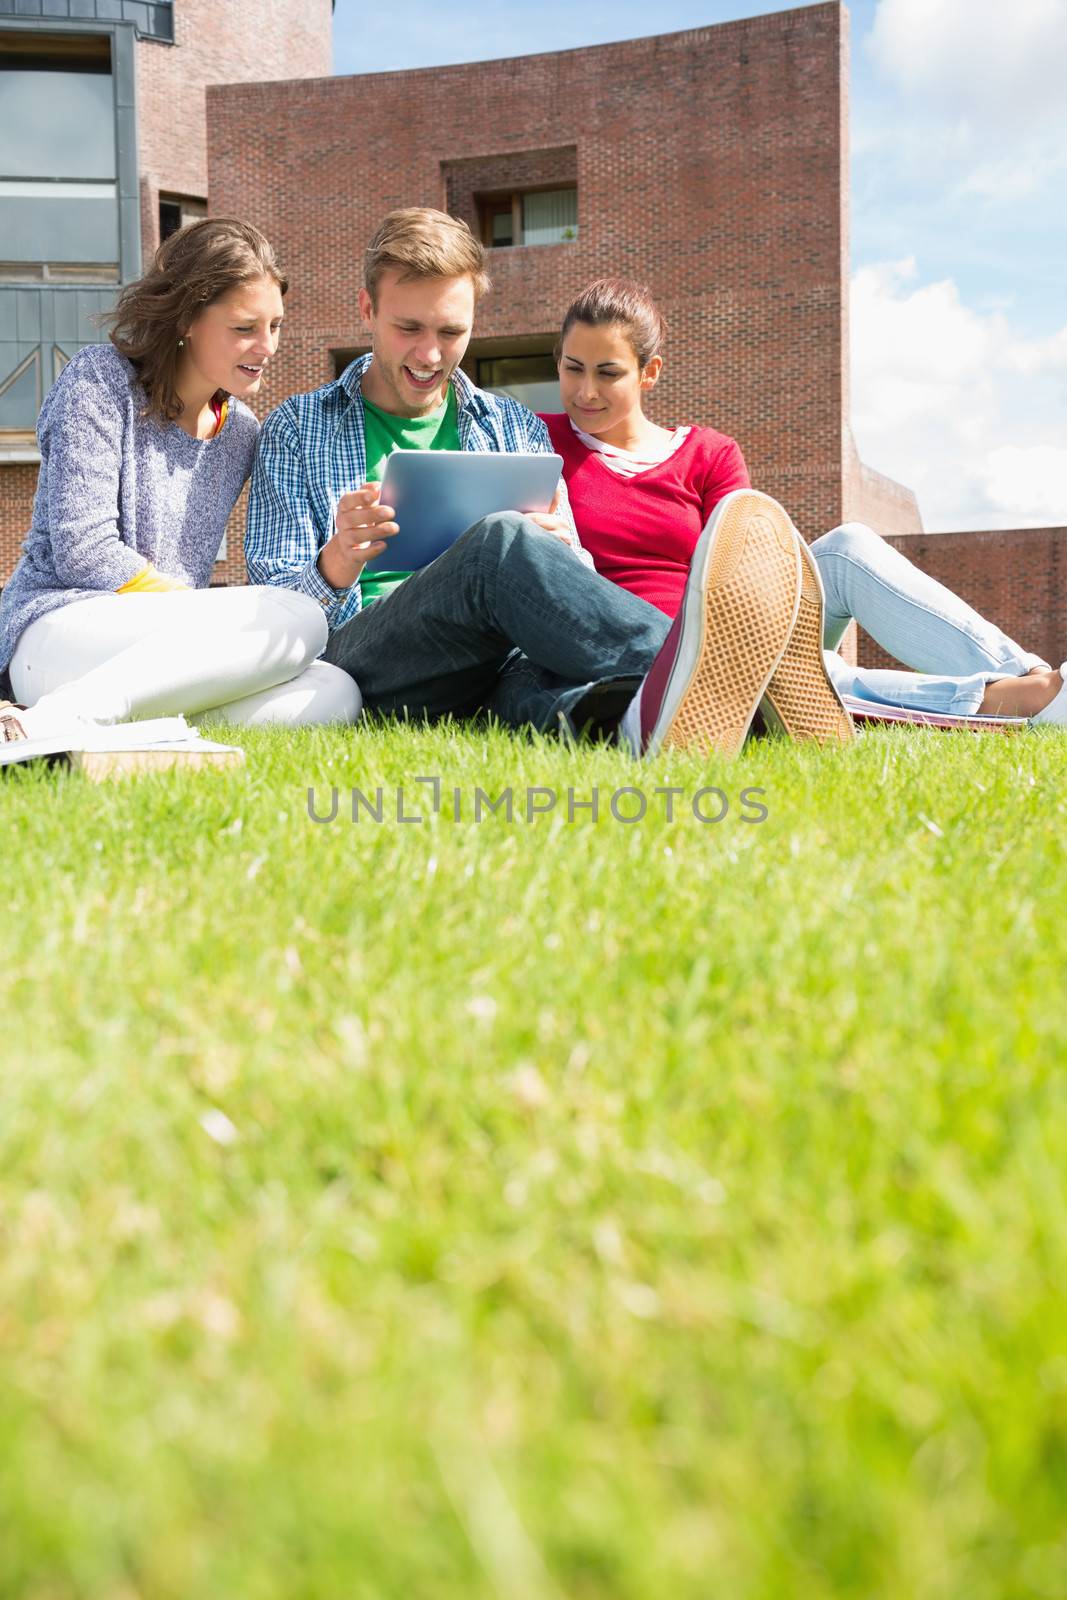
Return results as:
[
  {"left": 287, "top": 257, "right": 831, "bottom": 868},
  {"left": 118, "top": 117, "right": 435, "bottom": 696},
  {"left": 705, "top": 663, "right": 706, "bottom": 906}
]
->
[
  {"left": 367, "top": 451, "right": 565, "bottom": 572},
  {"left": 318, "top": 483, "right": 400, "bottom": 590},
  {"left": 317, "top": 453, "right": 568, "bottom": 591}
]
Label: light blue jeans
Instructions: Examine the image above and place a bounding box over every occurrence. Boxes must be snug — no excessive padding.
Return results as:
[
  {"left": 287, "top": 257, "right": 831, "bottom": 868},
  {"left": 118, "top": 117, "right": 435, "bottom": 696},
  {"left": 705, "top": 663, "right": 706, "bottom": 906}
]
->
[{"left": 811, "top": 524, "right": 1049, "bottom": 715}]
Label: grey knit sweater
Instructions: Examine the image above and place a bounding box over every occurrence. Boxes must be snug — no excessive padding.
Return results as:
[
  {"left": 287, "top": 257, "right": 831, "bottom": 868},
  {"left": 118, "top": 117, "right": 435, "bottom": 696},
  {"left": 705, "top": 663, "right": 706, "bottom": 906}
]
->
[{"left": 0, "top": 343, "right": 258, "bottom": 673}]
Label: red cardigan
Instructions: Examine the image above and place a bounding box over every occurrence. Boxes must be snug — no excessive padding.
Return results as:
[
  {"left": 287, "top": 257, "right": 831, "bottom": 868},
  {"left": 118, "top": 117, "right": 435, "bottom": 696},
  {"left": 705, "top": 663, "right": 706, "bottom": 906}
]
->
[{"left": 542, "top": 413, "right": 750, "bottom": 618}]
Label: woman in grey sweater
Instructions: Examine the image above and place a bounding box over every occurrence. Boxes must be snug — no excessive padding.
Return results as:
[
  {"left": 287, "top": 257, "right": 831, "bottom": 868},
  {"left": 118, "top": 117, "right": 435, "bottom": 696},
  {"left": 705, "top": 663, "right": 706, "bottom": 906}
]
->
[{"left": 0, "top": 219, "right": 359, "bottom": 744}]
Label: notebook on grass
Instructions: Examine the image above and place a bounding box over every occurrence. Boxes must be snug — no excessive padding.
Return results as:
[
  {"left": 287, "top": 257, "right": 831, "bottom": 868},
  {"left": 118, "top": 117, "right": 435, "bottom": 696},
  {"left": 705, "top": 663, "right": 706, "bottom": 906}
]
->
[
  {"left": 0, "top": 716, "right": 245, "bottom": 779},
  {"left": 842, "top": 696, "right": 1027, "bottom": 733}
]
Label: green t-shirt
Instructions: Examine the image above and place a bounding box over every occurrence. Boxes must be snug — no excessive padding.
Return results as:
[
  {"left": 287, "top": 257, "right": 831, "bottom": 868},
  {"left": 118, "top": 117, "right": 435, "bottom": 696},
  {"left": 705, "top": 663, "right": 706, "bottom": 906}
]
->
[{"left": 359, "top": 387, "right": 461, "bottom": 608}]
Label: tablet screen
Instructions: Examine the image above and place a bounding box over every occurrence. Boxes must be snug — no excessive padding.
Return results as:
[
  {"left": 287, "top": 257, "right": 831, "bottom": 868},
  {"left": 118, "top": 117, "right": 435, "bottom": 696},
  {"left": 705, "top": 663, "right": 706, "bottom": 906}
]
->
[{"left": 370, "top": 450, "right": 563, "bottom": 570}]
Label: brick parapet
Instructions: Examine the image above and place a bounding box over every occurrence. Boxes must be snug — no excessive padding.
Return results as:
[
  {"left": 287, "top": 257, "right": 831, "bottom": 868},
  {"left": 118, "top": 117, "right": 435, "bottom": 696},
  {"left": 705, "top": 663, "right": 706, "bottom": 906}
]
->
[{"left": 842, "top": 429, "right": 923, "bottom": 540}]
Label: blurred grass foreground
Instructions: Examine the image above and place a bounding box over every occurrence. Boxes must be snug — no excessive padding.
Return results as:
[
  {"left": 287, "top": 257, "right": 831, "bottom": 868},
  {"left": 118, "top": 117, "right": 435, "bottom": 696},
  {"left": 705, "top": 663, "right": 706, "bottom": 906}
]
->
[{"left": 2, "top": 719, "right": 1066, "bottom": 1599}]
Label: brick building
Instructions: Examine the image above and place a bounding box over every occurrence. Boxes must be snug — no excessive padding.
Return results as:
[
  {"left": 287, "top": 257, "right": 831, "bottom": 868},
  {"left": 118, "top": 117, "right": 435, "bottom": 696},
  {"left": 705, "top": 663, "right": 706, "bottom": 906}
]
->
[
  {"left": 208, "top": 2, "right": 910, "bottom": 558},
  {"left": 2, "top": 1, "right": 1063, "bottom": 670}
]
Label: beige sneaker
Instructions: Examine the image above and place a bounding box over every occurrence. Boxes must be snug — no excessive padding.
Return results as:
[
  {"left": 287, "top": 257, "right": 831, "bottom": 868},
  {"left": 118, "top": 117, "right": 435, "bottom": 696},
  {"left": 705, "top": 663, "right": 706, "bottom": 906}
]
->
[
  {"left": 635, "top": 489, "right": 802, "bottom": 759},
  {"left": 760, "top": 533, "right": 854, "bottom": 745}
]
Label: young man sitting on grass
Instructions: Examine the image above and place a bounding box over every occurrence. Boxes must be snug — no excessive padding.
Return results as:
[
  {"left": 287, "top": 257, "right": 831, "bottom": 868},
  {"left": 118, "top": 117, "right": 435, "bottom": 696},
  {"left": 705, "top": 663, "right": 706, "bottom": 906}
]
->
[{"left": 244, "top": 207, "right": 849, "bottom": 759}]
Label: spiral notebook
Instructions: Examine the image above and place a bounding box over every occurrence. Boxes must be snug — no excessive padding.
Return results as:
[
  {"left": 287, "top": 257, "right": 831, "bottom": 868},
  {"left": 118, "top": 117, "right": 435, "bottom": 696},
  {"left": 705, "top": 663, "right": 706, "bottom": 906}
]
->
[{"left": 842, "top": 696, "right": 1027, "bottom": 733}]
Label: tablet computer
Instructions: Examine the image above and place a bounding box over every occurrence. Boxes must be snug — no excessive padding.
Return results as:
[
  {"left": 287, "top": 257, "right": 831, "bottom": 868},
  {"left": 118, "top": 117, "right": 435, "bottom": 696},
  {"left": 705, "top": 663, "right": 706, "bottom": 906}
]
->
[{"left": 371, "top": 450, "right": 563, "bottom": 570}]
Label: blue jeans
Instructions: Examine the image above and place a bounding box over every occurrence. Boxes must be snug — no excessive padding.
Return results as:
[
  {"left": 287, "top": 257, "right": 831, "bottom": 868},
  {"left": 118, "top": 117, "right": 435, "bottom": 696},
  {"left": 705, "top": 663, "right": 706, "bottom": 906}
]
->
[
  {"left": 811, "top": 524, "right": 1049, "bottom": 715},
  {"left": 323, "top": 512, "right": 669, "bottom": 734}
]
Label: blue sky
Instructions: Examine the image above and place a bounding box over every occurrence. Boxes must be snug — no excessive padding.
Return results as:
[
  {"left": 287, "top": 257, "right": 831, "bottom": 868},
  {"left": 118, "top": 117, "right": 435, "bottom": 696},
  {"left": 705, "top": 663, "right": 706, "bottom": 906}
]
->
[{"left": 333, "top": 1, "right": 1067, "bottom": 531}]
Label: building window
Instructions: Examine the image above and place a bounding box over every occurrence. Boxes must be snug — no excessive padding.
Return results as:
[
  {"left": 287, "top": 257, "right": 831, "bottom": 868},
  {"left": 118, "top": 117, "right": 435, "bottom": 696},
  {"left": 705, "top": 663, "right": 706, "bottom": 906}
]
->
[
  {"left": 159, "top": 194, "right": 207, "bottom": 242},
  {"left": 478, "top": 186, "right": 577, "bottom": 249},
  {"left": 0, "top": 32, "right": 119, "bottom": 282},
  {"left": 476, "top": 353, "right": 560, "bottom": 414},
  {"left": 330, "top": 346, "right": 561, "bottom": 413}
]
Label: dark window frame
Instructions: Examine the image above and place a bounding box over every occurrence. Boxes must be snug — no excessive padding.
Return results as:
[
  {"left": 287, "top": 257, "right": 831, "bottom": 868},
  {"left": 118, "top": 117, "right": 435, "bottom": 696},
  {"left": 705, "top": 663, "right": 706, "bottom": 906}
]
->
[
  {"left": 476, "top": 183, "right": 578, "bottom": 250},
  {"left": 158, "top": 193, "right": 207, "bottom": 242}
]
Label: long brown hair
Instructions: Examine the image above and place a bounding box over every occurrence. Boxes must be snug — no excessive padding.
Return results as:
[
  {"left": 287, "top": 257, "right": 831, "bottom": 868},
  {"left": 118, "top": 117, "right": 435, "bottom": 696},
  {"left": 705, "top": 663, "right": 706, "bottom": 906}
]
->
[
  {"left": 556, "top": 278, "right": 666, "bottom": 369},
  {"left": 105, "top": 218, "right": 288, "bottom": 423}
]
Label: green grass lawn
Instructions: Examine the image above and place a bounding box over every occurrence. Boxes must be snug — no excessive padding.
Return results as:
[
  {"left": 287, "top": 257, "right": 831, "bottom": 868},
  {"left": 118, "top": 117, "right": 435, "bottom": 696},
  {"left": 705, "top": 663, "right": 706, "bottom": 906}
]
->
[{"left": 2, "top": 721, "right": 1066, "bottom": 1600}]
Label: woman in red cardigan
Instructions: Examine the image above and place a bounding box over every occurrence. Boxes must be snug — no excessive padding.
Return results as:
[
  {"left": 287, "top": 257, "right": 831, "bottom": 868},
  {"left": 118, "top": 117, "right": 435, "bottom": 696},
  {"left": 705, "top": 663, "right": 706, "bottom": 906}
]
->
[{"left": 540, "top": 280, "right": 1066, "bottom": 727}]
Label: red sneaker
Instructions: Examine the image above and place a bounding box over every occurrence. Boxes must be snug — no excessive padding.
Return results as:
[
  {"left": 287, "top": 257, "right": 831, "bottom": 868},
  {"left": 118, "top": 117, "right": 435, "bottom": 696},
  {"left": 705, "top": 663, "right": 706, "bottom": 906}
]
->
[{"left": 634, "top": 490, "right": 802, "bottom": 759}]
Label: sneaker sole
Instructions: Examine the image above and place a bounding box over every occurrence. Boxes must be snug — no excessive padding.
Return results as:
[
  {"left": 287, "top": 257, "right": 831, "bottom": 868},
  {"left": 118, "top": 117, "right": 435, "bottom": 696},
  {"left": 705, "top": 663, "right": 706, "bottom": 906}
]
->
[
  {"left": 760, "top": 536, "right": 855, "bottom": 745},
  {"left": 651, "top": 490, "right": 802, "bottom": 759}
]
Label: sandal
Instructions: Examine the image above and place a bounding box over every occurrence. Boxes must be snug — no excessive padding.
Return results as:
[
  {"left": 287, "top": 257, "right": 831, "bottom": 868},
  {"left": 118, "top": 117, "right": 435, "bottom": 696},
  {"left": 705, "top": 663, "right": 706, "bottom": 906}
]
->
[{"left": 0, "top": 700, "right": 29, "bottom": 742}]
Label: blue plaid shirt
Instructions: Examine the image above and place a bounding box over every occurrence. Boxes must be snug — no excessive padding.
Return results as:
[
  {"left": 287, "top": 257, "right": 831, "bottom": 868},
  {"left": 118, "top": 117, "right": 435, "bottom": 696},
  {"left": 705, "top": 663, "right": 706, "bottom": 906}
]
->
[{"left": 245, "top": 353, "right": 589, "bottom": 633}]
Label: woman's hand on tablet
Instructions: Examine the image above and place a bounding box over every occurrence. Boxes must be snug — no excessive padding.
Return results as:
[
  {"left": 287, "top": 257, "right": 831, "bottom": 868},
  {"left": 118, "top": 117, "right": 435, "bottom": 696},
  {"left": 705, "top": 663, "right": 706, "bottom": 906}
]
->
[{"left": 319, "top": 484, "right": 400, "bottom": 590}]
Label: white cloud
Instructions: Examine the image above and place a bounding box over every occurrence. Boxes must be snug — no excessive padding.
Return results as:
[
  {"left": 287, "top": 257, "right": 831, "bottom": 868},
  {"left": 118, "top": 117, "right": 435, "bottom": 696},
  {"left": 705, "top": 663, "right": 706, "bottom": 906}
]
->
[
  {"left": 984, "top": 446, "right": 1067, "bottom": 522},
  {"left": 868, "top": 0, "right": 1067, "bottom": 119},
  {"left": 850, "top": 259, "right": 1067, "bottom": 530},
  {"left": 864, "top": 0, "right": 1067, "bottom": 210},
  {"left": 956, "top": 148, "right": 1067, "bottom": 203}
]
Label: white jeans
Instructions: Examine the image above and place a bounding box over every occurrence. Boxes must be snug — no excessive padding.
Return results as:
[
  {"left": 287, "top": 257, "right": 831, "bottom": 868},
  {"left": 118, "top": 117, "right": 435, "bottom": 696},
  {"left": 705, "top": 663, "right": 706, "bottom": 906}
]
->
[{"left": 9, "top": 586, "right": 361, "bottom": 727}]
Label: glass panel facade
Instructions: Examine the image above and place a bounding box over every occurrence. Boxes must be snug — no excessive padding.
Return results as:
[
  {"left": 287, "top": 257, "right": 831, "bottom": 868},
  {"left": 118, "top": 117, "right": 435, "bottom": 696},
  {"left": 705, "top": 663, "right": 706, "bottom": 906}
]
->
[
  {"left": 491, "top": 208, "right": 514, "bottom": 247},
  {"left": 1, "top": 66, "right": 115, "bottom": 179},
  {"left": 0, "top": 60, "right": 118, "bottom": 266},
  {"left": 0, "top": 189, "right": 118, "bottom": 262},
  {"left": 522, "top": 188, "right": 577, "bottom": 246},
  {"left": 0, "top": 21, "right": 137, "bottom": 437}
]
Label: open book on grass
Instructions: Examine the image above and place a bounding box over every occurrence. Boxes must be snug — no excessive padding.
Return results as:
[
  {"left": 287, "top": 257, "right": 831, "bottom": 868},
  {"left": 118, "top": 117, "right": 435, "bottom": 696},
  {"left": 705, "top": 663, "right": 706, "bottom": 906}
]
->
[
  {"left": 842, "top": 696, "right": 1028, "bottom": 733},
  {"left": 0, "top": 715, "right": 245, "bottom": 778}
]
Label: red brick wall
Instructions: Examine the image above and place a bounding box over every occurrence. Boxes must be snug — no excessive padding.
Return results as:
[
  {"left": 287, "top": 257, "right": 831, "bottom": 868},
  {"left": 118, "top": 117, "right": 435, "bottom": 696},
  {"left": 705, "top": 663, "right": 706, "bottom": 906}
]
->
[
  {"left": 136, "top": 0, "right": 333, "bottom": 261},
  {"left": 0, "top": 466, "right": 39, "bottom": 588},
  {"left": 207, "top": 2, "right": 852, "bottom": 544},
  {"left": 856, "top": 528, "right": 1067, "bottom": 674}
]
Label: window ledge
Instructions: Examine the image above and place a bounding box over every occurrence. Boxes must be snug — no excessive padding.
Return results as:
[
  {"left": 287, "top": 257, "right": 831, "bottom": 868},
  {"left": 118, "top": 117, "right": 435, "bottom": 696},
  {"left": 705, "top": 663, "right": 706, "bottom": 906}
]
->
[
  {"left": 487, "top": 240, "right": 578, "bottom": 253},
  {"left": 0, "top": 445, "right": 42, "bottom": 464}
]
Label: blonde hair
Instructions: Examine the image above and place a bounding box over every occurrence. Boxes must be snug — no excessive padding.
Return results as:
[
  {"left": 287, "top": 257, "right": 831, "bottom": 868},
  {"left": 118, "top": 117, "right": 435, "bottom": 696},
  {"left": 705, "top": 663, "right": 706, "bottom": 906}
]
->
[{"left": 363, "top": 208, "right": 491, "bottom": 305}]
